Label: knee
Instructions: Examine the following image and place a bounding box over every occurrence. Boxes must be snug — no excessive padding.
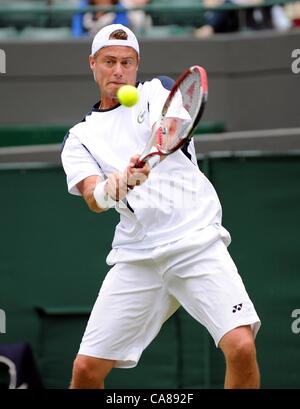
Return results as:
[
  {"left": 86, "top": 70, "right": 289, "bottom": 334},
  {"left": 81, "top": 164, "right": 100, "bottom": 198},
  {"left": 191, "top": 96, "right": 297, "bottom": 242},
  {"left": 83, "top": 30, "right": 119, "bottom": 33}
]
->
[
  {"left": 73, "top": 356, "right": 94, "bottom": 379},
  {"left": 72, "top": 356, "right": 102, "bottom": 386},
  {"left": 71, "top": 355, "right": 115, "bottom": 389},
  {"left": 225, "top": 339, "right": 257, "bottom": 367}
]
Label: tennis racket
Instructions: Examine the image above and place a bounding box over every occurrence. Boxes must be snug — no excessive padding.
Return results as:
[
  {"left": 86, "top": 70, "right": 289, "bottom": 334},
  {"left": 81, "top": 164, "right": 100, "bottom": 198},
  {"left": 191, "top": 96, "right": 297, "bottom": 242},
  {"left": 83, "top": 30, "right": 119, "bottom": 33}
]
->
[{"left": 136, "top": 65, "right": 208, "bottom": 169}]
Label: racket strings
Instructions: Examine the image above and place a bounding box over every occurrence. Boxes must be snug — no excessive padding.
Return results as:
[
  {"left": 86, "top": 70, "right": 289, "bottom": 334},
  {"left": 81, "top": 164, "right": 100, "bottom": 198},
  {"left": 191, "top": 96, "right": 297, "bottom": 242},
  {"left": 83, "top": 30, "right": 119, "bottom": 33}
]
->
[{"left": 159, "top": 71, "right": 202, "bottom": 154}]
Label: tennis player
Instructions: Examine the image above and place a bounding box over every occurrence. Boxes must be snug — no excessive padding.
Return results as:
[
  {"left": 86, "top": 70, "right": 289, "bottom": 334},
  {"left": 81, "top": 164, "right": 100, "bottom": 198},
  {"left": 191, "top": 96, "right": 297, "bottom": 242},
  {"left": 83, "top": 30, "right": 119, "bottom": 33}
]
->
[{"left": 61, "top": 24, "right": 261, "bottom": 389}]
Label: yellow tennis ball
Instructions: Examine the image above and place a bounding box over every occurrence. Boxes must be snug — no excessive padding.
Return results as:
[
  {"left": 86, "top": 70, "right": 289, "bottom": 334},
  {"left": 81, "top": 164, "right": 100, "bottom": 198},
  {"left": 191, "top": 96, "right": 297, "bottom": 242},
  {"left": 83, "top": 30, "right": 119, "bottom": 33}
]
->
[{"left": 117, "top": 85, "right": 139, "bottom": 107}]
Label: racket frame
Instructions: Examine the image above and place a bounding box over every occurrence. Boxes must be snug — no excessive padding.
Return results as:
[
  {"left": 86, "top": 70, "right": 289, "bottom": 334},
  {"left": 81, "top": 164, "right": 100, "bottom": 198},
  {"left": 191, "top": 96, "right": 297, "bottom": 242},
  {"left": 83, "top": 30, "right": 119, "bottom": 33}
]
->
[{"left": 137, "top": 65, "right": 208, "bottom": 167}]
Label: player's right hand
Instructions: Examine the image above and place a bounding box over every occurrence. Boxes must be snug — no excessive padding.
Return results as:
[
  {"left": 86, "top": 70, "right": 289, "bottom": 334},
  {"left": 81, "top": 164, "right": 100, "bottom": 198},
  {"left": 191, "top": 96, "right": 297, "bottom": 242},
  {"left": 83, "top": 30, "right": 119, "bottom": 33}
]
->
[
  {"left": 105, "top": 172, "right": 129, "bottom": 201},
  {"left": 126, "top": 154, "right": 150, "bottom": 189},
  {"left": 105, "top": 156, "right": 150, "bottom": 201}
]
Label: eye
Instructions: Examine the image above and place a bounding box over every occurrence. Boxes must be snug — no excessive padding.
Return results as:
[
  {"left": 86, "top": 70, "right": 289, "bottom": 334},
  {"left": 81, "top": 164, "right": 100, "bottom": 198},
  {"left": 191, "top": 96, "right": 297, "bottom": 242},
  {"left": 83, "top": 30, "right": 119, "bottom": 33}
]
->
[{"left": 123, "top": 60, "right": 133, "bottom": 67}]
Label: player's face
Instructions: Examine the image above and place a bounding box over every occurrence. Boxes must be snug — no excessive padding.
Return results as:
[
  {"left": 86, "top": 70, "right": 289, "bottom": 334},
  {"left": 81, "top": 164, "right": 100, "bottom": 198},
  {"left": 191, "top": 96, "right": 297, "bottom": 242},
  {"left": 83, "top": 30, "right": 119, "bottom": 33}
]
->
[{"left": 90, "top": 46, "right": 139, "bottom": 108}]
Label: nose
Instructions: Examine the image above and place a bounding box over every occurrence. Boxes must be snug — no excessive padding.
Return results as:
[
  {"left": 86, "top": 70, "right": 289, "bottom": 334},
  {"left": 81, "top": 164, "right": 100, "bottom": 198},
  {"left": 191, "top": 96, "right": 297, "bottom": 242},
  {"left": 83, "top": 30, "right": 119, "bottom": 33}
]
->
[{"left": 113, "top": 62, "right": 124, "bottom": 78}]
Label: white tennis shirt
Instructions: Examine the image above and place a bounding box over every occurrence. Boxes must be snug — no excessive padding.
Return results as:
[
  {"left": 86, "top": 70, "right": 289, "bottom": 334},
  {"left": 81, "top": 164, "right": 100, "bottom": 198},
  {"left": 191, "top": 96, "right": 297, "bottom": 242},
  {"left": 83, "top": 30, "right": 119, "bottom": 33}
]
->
[{"left": 61, "top": 77, "right": 227, "bottom": 250}]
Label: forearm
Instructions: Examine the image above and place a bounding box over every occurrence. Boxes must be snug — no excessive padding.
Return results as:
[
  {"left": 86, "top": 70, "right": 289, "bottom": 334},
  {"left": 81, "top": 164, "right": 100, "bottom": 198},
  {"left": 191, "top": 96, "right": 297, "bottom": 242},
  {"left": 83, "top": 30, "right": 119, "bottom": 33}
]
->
[
  {"left": 84, "top": 177, "right": 107, "bottom": 213},
  {"left": 93, "top": 180, "right": 118, "bottom": 211},
  {"left": 77, "top": 157, "right": 150, "bottom": 213},
  {"left": 78, "top": 174, "right": 123, "bottom": 213},
  {"left": 77, "top": 175, "right": 108, "bottom": 213}
]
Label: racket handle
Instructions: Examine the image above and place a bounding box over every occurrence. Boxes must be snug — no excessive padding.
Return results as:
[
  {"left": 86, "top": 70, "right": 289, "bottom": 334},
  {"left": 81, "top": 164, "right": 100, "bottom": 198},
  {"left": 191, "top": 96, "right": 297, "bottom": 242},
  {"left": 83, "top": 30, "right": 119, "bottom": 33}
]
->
[
  {"left": 136, "top": 154, "right": 161, "bottom": 170},
  {"left": 134, "top": 158, "right": 146, "bottom": 168}
]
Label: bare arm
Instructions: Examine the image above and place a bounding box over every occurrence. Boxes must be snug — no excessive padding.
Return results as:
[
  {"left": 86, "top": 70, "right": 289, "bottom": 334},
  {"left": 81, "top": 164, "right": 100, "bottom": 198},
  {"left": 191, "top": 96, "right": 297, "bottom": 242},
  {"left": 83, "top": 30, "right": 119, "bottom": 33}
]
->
[
  {"left": 77, "top": 156, "right": 150, "bottom": 213},
  {"left": 77, "top": 175, "right": 104, "bottom": 213}
]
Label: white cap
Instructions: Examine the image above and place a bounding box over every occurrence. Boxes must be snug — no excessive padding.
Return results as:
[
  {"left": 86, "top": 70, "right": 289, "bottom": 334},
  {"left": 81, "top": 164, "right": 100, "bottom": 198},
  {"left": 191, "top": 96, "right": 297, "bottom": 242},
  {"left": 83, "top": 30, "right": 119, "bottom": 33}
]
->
[{"left": 91, "top": 24, "right": 139, "bottom": 56}]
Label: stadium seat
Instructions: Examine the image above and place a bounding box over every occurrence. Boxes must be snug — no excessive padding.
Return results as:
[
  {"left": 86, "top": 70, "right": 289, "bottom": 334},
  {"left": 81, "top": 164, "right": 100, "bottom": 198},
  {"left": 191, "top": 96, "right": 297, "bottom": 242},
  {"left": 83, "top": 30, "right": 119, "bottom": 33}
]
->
[
  {"left": 0, "top": 1, "right": 48, "bottom": 31},
  {"left": 0, "top": 27, "right": 19, "bottom": 39},
  {"left": 150, "top": 0, "right": 204, "bottom": 28},
  {"left": 20, "top": 26, "right": 72, "bottom": 39},
  {"left": 142, "top": 25, "right": 194, "bottom": 38}
]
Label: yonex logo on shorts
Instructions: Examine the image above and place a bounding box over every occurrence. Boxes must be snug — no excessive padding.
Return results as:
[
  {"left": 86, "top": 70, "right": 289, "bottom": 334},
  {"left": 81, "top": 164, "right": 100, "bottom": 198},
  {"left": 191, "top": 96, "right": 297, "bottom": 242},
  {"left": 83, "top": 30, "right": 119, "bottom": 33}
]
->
[
  {"left": 232, "top": 303, "right": 243, "bottom": 313},
  {"left": 291, "top": 49, "right": 300, "bottom": 74},
  {"left": 0, "top": 49, "right": 6, "bottom": 74},
  {"left": 0, "top": 309, "right": 6, "bottom": 333}
]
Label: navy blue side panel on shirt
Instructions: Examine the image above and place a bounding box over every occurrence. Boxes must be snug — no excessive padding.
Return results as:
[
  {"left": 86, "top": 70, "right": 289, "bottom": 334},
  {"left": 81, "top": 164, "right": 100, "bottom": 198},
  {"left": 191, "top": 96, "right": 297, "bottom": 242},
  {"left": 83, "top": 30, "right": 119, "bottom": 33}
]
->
[
  {"left": 181, "top": 139, "right": 193, "bottom": 162},
  {"left": 61, "top": 108, "right": 94, "bottom": 153},
  {"left": 158, "top": 76, "right": 175, "bottom": 91},
  {"left": 60, "top": 131, "right": 98, "bottom": 167}
]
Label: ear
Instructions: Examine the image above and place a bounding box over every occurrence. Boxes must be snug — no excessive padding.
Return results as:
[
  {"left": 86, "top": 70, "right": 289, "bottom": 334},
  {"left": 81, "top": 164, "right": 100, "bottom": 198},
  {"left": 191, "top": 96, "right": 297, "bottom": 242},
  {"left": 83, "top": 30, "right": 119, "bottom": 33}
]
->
[
  {"left": 89, "top": 54, "right": 96, "bottom": 71},
  {"left": 89, "top": 55, "right": 97, "bottom": 81}
]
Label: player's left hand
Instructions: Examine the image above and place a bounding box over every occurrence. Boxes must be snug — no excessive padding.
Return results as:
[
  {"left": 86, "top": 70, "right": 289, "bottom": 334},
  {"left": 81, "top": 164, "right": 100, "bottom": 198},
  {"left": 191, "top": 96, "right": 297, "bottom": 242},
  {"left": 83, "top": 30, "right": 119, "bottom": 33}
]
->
[{"left": 126, "top": 155, "right": 150, "bottom": 189}]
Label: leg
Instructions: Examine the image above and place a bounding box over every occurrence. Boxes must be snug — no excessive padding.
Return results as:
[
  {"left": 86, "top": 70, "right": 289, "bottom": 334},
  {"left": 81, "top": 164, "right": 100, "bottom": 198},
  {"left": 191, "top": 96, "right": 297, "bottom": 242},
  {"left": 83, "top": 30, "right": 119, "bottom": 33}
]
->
[
  {"left": 70, "top": 260, "right": 177, "bottom": 389},
  {"left": 164, "top": 229, "right": 261, "bottom": 389},
  {"left": 70, "top": 354, "right": 115, "bottom": 389},
  {"left": 219, "top": 325, "right": 260, "bottom": 389}
]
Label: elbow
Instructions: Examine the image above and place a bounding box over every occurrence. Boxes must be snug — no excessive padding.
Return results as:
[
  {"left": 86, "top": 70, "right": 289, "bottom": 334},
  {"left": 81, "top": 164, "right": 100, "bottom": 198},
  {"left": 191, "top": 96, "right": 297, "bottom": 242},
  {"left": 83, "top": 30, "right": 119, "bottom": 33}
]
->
[
  {"left": 88, "top": 201, "right": 106, "bottom": 214},
  {"left": 89, "top": 203, "right": 105, "bottom": 213}
]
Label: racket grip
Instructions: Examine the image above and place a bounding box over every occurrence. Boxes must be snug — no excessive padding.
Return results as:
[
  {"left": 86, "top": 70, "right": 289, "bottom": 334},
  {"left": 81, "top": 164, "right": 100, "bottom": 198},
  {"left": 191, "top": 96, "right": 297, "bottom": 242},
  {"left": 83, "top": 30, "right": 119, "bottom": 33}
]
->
[
  {"left": 134, "top": 159, "right": 146, "bottom": 168},
  {"left": 134, "top": 150, "right": 155, "bottom": 168}
]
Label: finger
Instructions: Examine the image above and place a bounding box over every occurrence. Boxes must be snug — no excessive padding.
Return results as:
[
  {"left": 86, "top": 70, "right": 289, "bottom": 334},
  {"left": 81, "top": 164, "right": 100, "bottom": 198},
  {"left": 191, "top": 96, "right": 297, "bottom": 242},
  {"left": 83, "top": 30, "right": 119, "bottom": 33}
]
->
[
  {"left": 129, "top": 155, "right": 141, "bottom": 168},
  {"left": 127, "top": 172, "right": 147, "bottom": 187},
  {"left": 137, "top": 163, "right": 150, "bottom": 176}
]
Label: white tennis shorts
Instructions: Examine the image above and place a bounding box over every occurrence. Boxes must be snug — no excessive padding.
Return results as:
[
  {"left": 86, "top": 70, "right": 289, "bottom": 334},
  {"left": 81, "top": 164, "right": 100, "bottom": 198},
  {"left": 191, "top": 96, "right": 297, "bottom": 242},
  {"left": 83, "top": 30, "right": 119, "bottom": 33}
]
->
[{"left": 78, "top": 224, "right": 261, "bottom": 368}]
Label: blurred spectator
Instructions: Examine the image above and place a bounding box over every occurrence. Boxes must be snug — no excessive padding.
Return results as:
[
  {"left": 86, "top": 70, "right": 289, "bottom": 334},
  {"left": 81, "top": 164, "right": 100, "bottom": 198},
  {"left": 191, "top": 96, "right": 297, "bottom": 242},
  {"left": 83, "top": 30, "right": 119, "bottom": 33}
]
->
[
  {"left": 285, "top": 1, "right": 300, "bottom": 27},
  {"left": 72, "top": 0, "right": 152, "bottom": 37},
  {"left": 271, "top": 4, "right": 292, "bottom": 30},
  {"left": 83, "top": 0, "right": 128, "bottom": 36},
  {"left": 121, "top": 0, "right": 152, "bottom": 33},
  {"left": 195, "top": 0, "right": 238, "bottom": 36},
  {"left": 195, "top": 0, "right": 291, "bottom": 38}
]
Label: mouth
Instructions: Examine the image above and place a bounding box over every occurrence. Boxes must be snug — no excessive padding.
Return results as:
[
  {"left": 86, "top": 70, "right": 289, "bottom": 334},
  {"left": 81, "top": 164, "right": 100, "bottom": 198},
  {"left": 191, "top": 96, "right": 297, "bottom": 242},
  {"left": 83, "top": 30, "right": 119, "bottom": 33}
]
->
[{"left": 108, "top": 82, "right": 126, "bottom": 86}]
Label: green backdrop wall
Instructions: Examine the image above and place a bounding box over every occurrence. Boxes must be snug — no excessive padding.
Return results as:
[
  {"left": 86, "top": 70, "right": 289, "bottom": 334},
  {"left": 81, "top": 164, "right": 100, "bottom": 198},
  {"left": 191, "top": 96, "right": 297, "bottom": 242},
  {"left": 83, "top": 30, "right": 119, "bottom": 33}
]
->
[{"left": 0, "top": 154, "right": 299, "bottom": 388}]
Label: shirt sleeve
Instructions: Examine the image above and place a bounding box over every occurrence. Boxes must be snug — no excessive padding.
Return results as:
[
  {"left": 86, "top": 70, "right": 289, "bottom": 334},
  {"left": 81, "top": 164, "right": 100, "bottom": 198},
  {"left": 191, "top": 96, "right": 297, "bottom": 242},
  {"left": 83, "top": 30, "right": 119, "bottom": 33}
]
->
[{"left": 61, "top": 132, "right": 104, "bottom": 196}]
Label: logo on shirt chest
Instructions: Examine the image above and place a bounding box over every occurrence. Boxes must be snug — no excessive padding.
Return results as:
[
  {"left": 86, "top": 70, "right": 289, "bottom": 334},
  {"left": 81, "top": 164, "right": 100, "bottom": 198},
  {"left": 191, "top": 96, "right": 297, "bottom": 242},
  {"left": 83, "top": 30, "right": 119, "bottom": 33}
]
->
[{"left": 137, "top": 110, "right": 146, "bottom": 124}]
